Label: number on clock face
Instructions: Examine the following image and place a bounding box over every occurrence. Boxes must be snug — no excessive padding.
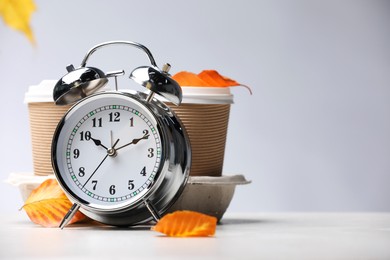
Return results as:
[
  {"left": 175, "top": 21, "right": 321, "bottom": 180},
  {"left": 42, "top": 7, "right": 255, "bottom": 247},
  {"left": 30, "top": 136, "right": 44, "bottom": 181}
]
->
[{"left": 64, "top": 104, "right": 161, "bottom": 205}]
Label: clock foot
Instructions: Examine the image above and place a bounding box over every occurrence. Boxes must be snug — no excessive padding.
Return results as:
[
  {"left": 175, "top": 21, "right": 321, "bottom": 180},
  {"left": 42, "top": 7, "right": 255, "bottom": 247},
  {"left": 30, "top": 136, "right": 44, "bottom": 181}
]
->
[
  {"left": 59, "top": 203, "right": 81, "bottom": 229},
  {"left": 143, "top": 199, "right": 160, "bottom": 222}
]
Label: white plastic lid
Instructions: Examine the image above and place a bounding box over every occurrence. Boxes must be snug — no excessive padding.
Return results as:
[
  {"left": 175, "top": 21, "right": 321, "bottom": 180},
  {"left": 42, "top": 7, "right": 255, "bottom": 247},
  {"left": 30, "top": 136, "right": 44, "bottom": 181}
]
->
[
  {"left": 180, "top": 86, "right": 234, "bottom": 104},
  {"left": 24, "top": 80, "right": 112, "bottom": 104},
  {"left": 24, "top": 81, "right": 234, "bottom": 105},
  {"left": 24, "top": 80, "right": 57, "bottom": 103}
]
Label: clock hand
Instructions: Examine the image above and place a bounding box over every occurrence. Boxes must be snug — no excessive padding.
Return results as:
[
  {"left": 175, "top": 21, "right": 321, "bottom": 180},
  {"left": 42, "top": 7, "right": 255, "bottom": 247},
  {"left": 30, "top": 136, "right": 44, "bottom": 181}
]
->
[
  {"left": 82, "top": 154, "right": 108, "bottom": 188},
  {"left": 116, "top": 134, "right": 150, "bottom": 151},
  {"left": 90, "top": 136, "right": 108, "bottom": 150},
  {"left": 82, "top": 138, "right": 120, "bottom": 188}
]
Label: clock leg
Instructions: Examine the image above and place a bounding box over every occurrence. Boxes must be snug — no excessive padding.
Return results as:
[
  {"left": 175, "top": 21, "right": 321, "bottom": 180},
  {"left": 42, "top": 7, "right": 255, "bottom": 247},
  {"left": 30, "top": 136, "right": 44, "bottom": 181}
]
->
[
  {"left": 143, "top": 199, "right": 160, "bottom": 222},
  {"left": 59, "top": 203, "right": 81, "bottom": 229}
]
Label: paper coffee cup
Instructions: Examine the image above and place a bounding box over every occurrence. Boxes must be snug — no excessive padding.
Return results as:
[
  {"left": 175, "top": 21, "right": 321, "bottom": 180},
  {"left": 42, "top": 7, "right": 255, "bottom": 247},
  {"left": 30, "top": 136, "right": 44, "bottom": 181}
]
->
[
  {"left": 25, "top": 82, "right": 233, "bottom": 177},
  {"left": 25, "top": 81, "right": 71, "bottom": 176},
  {"left": 169, "top": 87, "right": 233, "bottom": 177}
]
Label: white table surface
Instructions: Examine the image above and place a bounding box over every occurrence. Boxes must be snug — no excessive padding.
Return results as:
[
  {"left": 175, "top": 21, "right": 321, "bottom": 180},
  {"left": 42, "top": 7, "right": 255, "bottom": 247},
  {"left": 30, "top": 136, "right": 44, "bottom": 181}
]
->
[{"left": 1, "top": 212, "right": 389, "bottom": 259}]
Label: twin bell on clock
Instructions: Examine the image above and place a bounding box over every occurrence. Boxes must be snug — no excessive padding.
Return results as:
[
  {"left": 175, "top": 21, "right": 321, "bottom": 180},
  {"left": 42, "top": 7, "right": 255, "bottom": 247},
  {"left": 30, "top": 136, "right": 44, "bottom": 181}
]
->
[{"left": 51, "top": 41, "right": 191, "bottom": 228}]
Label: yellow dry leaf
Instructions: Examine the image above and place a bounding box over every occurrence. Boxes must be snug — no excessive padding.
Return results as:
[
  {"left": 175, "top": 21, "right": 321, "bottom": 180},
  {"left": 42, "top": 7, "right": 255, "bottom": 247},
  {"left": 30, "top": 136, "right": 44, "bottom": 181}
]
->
[
  {"left": 151, "top": 210, "right": 217, "bottom": 237},
  {"left": 0, "top": 0, "right": 36, "bottom": 44},
  {"left": 21, "top": 179, "right": 86, "bottom": 227}
]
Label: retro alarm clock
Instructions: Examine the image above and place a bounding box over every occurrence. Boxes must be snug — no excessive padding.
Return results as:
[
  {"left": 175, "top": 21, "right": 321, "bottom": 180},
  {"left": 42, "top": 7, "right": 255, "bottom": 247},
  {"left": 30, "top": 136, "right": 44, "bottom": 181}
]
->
[{"left": 51, "top": 41, "right": 191, "bottom": 228}]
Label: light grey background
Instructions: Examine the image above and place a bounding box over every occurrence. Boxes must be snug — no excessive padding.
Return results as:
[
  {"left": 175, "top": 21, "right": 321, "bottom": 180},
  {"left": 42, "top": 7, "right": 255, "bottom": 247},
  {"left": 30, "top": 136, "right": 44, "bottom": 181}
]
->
[{"left": 1, "top": 0, "right": 389, "bottom": 213}]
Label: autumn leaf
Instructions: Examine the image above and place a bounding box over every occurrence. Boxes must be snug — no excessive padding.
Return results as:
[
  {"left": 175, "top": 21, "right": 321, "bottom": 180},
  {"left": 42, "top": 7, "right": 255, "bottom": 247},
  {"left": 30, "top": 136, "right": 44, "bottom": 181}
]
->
[
  {"left": 171, "top": 71, "right": 209, "bottom": 86},
  {"left": 198, "top": 70, "right": 240, "bottom": 87},
  {"left": 0, "top": 0, "right": 36, "bottom": 44},
  {"left": 21, "top": 179, "right": 86, "bottom": 227},
  {"left": 151, "top": 210, "right": 217, "bottom": 237},
  {"left": 172, "top": 70, "right": 252, "bottom": 94}
]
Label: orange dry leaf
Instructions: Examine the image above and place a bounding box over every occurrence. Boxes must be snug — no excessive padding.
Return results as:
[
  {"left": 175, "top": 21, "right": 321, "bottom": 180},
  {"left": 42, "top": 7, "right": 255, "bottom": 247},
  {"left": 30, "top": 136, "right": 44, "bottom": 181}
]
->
[
  {"left": 172, "top": 70, "right": 252, "bottom": 94},
  {"left": 0, "top": 0, "right": 36, "bottom": 44},
  {"left": 198, "top": 70, "right": 240, "bottom": 87},
  {"left": 21, "top": 179, "right": 86, "bottom": 227},
  {"left": 172, "top": 71, "right": 209, "bottom": 86},
  {"left": 151, "top": 210, "right": 217, "bottom": 237}
]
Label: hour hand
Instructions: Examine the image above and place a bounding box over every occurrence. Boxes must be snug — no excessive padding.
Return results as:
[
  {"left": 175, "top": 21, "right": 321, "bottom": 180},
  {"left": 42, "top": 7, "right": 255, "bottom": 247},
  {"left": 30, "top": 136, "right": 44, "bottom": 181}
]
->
[{"left": 90, "top": 137, "right": 108, "bottom": 150}]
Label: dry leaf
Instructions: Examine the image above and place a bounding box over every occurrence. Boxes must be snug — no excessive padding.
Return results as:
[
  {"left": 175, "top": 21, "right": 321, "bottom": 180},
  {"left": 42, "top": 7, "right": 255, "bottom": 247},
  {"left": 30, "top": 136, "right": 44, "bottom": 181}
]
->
[
  {"left": 172, "top": 70, "right": 252, "bottom": 94},
  {"left": 172, "top": 71, "right": 209, "bottom": 86},
  {"left": 151, "top": 210, "right": 217, "bottom": 237},
  {"left": 21, "top": 179, "right": 86, "bottom": 227},
  {"left": 0, "top": 0, "right": 36, "bottom": 44},
  {"left": 198, "top": 70, "right": 240, "bottom": 87}
]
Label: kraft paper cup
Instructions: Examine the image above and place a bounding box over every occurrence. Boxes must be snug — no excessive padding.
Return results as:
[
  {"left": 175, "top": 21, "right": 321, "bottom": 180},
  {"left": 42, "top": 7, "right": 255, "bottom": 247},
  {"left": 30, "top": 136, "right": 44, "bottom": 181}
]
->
[
  {"left": 25, "top": 81, "right": 71, "bottom": 176},
  {"left": 26, "top": 82, "right": 233, "bottom": 177},
  {"left": 168, "top": 87, "right": 234, "bottom": 177}
]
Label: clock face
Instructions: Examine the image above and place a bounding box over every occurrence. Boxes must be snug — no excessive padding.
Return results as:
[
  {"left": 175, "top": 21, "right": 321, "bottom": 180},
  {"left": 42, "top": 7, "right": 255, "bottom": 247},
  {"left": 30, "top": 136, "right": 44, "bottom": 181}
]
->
[{"left": 52, "top": 92, "right": 163, "bottom": 210}]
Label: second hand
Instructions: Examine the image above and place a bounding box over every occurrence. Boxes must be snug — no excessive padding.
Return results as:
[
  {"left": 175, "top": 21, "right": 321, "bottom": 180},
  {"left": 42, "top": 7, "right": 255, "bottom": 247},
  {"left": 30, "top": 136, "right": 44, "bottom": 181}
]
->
[{"left": 82, "top": 138, "right": 120, "bottom": 188}]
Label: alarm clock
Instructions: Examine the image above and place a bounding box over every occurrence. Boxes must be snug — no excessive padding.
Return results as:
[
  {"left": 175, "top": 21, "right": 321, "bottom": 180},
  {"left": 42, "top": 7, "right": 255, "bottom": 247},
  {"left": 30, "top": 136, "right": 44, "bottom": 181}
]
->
[{"left": 51, "top": 41, "right": 191, "bottom": 228}]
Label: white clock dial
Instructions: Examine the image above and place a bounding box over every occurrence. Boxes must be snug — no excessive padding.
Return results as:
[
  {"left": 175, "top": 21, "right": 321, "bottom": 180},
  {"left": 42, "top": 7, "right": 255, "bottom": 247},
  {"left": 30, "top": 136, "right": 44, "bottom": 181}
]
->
[{"left": 53, "top": 94, "right": 163, "bottom": 210}]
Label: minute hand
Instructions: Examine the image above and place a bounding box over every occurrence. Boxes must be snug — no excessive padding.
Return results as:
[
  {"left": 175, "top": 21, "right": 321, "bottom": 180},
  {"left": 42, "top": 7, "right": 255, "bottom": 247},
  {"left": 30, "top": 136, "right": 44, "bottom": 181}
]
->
[{"left": 116, "top": 134, "right": 149, "bottom": 151}]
